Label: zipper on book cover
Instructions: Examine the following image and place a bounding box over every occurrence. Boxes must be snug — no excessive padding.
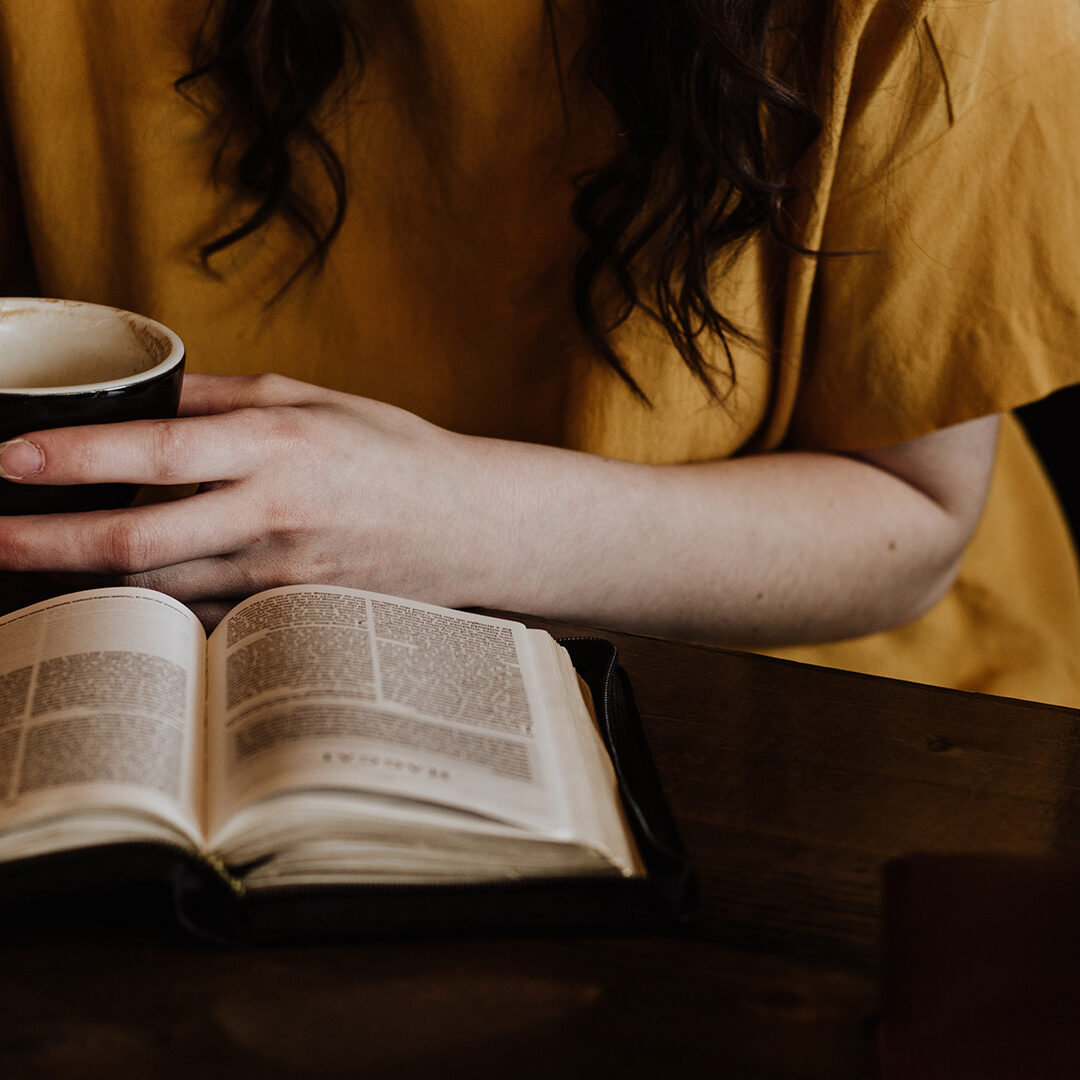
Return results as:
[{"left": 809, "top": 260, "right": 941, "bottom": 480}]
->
[
  {"left": 97, "top": 837, "right": 247, "bottom": 897},
  {"left": 200, "top": 850, "right": 247, "bottom": 897}
]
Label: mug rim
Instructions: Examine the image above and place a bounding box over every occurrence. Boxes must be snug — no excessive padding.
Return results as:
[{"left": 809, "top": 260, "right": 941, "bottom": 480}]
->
[{"left": 0, "top": 297, "right": 185, "bottom": 397}]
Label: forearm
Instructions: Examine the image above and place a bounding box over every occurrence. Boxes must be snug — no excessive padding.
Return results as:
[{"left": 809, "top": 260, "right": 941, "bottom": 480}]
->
[
  {"left": 447, "top": 432, "right": 992, "bottom": 645},
  {"left": 0, "top": 376, "right": 997, "bottom": 644}
]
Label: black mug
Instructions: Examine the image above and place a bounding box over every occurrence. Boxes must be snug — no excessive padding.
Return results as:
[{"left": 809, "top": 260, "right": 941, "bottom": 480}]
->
[{"left": 0, "top": 298, "right": 185, "bottom": 515}]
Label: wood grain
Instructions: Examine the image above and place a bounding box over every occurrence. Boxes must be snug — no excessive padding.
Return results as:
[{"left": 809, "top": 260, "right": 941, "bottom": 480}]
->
[{"left": 1, "top": 595, "right": 1077, "bottom": 1077}]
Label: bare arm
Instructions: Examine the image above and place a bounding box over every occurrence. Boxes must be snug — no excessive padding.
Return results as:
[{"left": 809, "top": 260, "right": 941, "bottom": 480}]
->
[
  {"left": 0, "top": 374, "right": 998, "bottom": 644},
  {"left": 446, "top": 412, "right": 998, "bottom": 644}
]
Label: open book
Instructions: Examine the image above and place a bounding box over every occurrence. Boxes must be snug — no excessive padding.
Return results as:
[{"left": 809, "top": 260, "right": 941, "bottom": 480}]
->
[{"left": 0, "top": 585, "right": 647, "bottom": 899}]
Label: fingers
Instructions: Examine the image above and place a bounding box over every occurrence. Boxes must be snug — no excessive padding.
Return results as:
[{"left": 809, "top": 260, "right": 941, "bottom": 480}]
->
[
  {"left": 125, "top": 552, "right": 264, "bottom": 602},
  {"left": 0, "top": 373, "right": 346, "bottom": 488},
  {"left": 0, "top": 489, "right": 258, "bottom": 575},
  {"left": 179, "top": 372, "right": 331, "bottom": 416},
  {"left": 0, "top": 411, "right": 271, "bottom": 487}
]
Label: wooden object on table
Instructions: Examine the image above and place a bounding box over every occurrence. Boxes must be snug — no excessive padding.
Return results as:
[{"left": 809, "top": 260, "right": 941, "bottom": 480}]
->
[{"left": 879, "top": 854, "right": 1080, "bottom": 1079}]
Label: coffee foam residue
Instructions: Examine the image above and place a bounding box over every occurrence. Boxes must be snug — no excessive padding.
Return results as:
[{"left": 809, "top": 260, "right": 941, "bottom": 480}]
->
[
  {"left": 0, "top": 300, "right": 176, "bottom": 390},
  {"left": 121, "top": 311, "right": 170, "bottom": 365}
]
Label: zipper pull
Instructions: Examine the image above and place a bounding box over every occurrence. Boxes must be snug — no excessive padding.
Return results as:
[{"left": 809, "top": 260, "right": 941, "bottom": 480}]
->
[{"left": 202, "top": 851, "right": 246, "bottom": 897}]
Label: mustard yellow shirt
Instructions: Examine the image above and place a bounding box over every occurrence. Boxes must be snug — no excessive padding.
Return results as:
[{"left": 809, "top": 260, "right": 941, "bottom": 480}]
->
[{"left": 0, "top": 1, "right": 1078, "bottom": 703}]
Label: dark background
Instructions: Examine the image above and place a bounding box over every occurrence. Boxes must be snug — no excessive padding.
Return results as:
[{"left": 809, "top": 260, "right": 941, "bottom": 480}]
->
[{"left": 1018, "top": 385, "right": 1080, "bottom": 550}]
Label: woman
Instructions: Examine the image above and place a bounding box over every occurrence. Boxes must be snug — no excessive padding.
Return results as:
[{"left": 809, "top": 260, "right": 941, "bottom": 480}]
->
[{"left": 0, "top": 1, "right": 1078, "bottom": 703}]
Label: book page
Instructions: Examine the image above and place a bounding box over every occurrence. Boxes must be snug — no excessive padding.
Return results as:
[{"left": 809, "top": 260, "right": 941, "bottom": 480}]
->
[
  {"left": 0, "top": 589, "right": 206, "bottom": 852},
  {"left": 205, "top": 586, "right": 577, "bottom": 845},
  {"left": 529, "top": 633, "right": 644, "bottom": 876}
]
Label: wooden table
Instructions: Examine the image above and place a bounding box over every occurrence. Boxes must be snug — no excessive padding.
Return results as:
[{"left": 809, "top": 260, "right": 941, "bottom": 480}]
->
[{"left": 1, "top": 575, "right": 1078, "bottom": 1078}]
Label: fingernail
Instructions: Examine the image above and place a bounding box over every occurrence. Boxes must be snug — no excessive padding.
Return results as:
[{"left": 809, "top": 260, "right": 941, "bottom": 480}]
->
[{"left": 0, "top": 439, "right": 44, "bottom": 481}]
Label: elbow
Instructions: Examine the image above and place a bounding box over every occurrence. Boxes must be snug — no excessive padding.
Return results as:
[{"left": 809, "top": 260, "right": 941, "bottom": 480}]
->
[
  {"left": 813, "top": 510, "right": 979, "bottom": 643},
  {"left": 849, "top": 412, "right": 999, "bottom": 634},
  {"left": 868, "top": 498, "right": 978, "bottom": 634},
  {"left": 893, "top": 546, "right": 966, "bottom": 627}
]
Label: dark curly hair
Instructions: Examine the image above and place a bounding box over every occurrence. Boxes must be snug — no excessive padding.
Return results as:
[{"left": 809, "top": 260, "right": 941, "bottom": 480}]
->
[{"left": 176, "top": 0, "right": 822, "bottom": 399}]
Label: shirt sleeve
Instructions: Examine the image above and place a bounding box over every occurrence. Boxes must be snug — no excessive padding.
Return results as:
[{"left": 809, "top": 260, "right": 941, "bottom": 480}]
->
[{"left": 785, "top": 0, "right": 1080, "bottom": 452}]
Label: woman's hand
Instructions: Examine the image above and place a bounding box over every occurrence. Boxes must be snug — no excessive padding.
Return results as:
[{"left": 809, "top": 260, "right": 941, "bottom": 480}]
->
[
  {"left": 0, "top": 369, "right": 1000, "bottom": 645},
  {"left": 0, "top": 373, "right": 498, "bottom": 624}
]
